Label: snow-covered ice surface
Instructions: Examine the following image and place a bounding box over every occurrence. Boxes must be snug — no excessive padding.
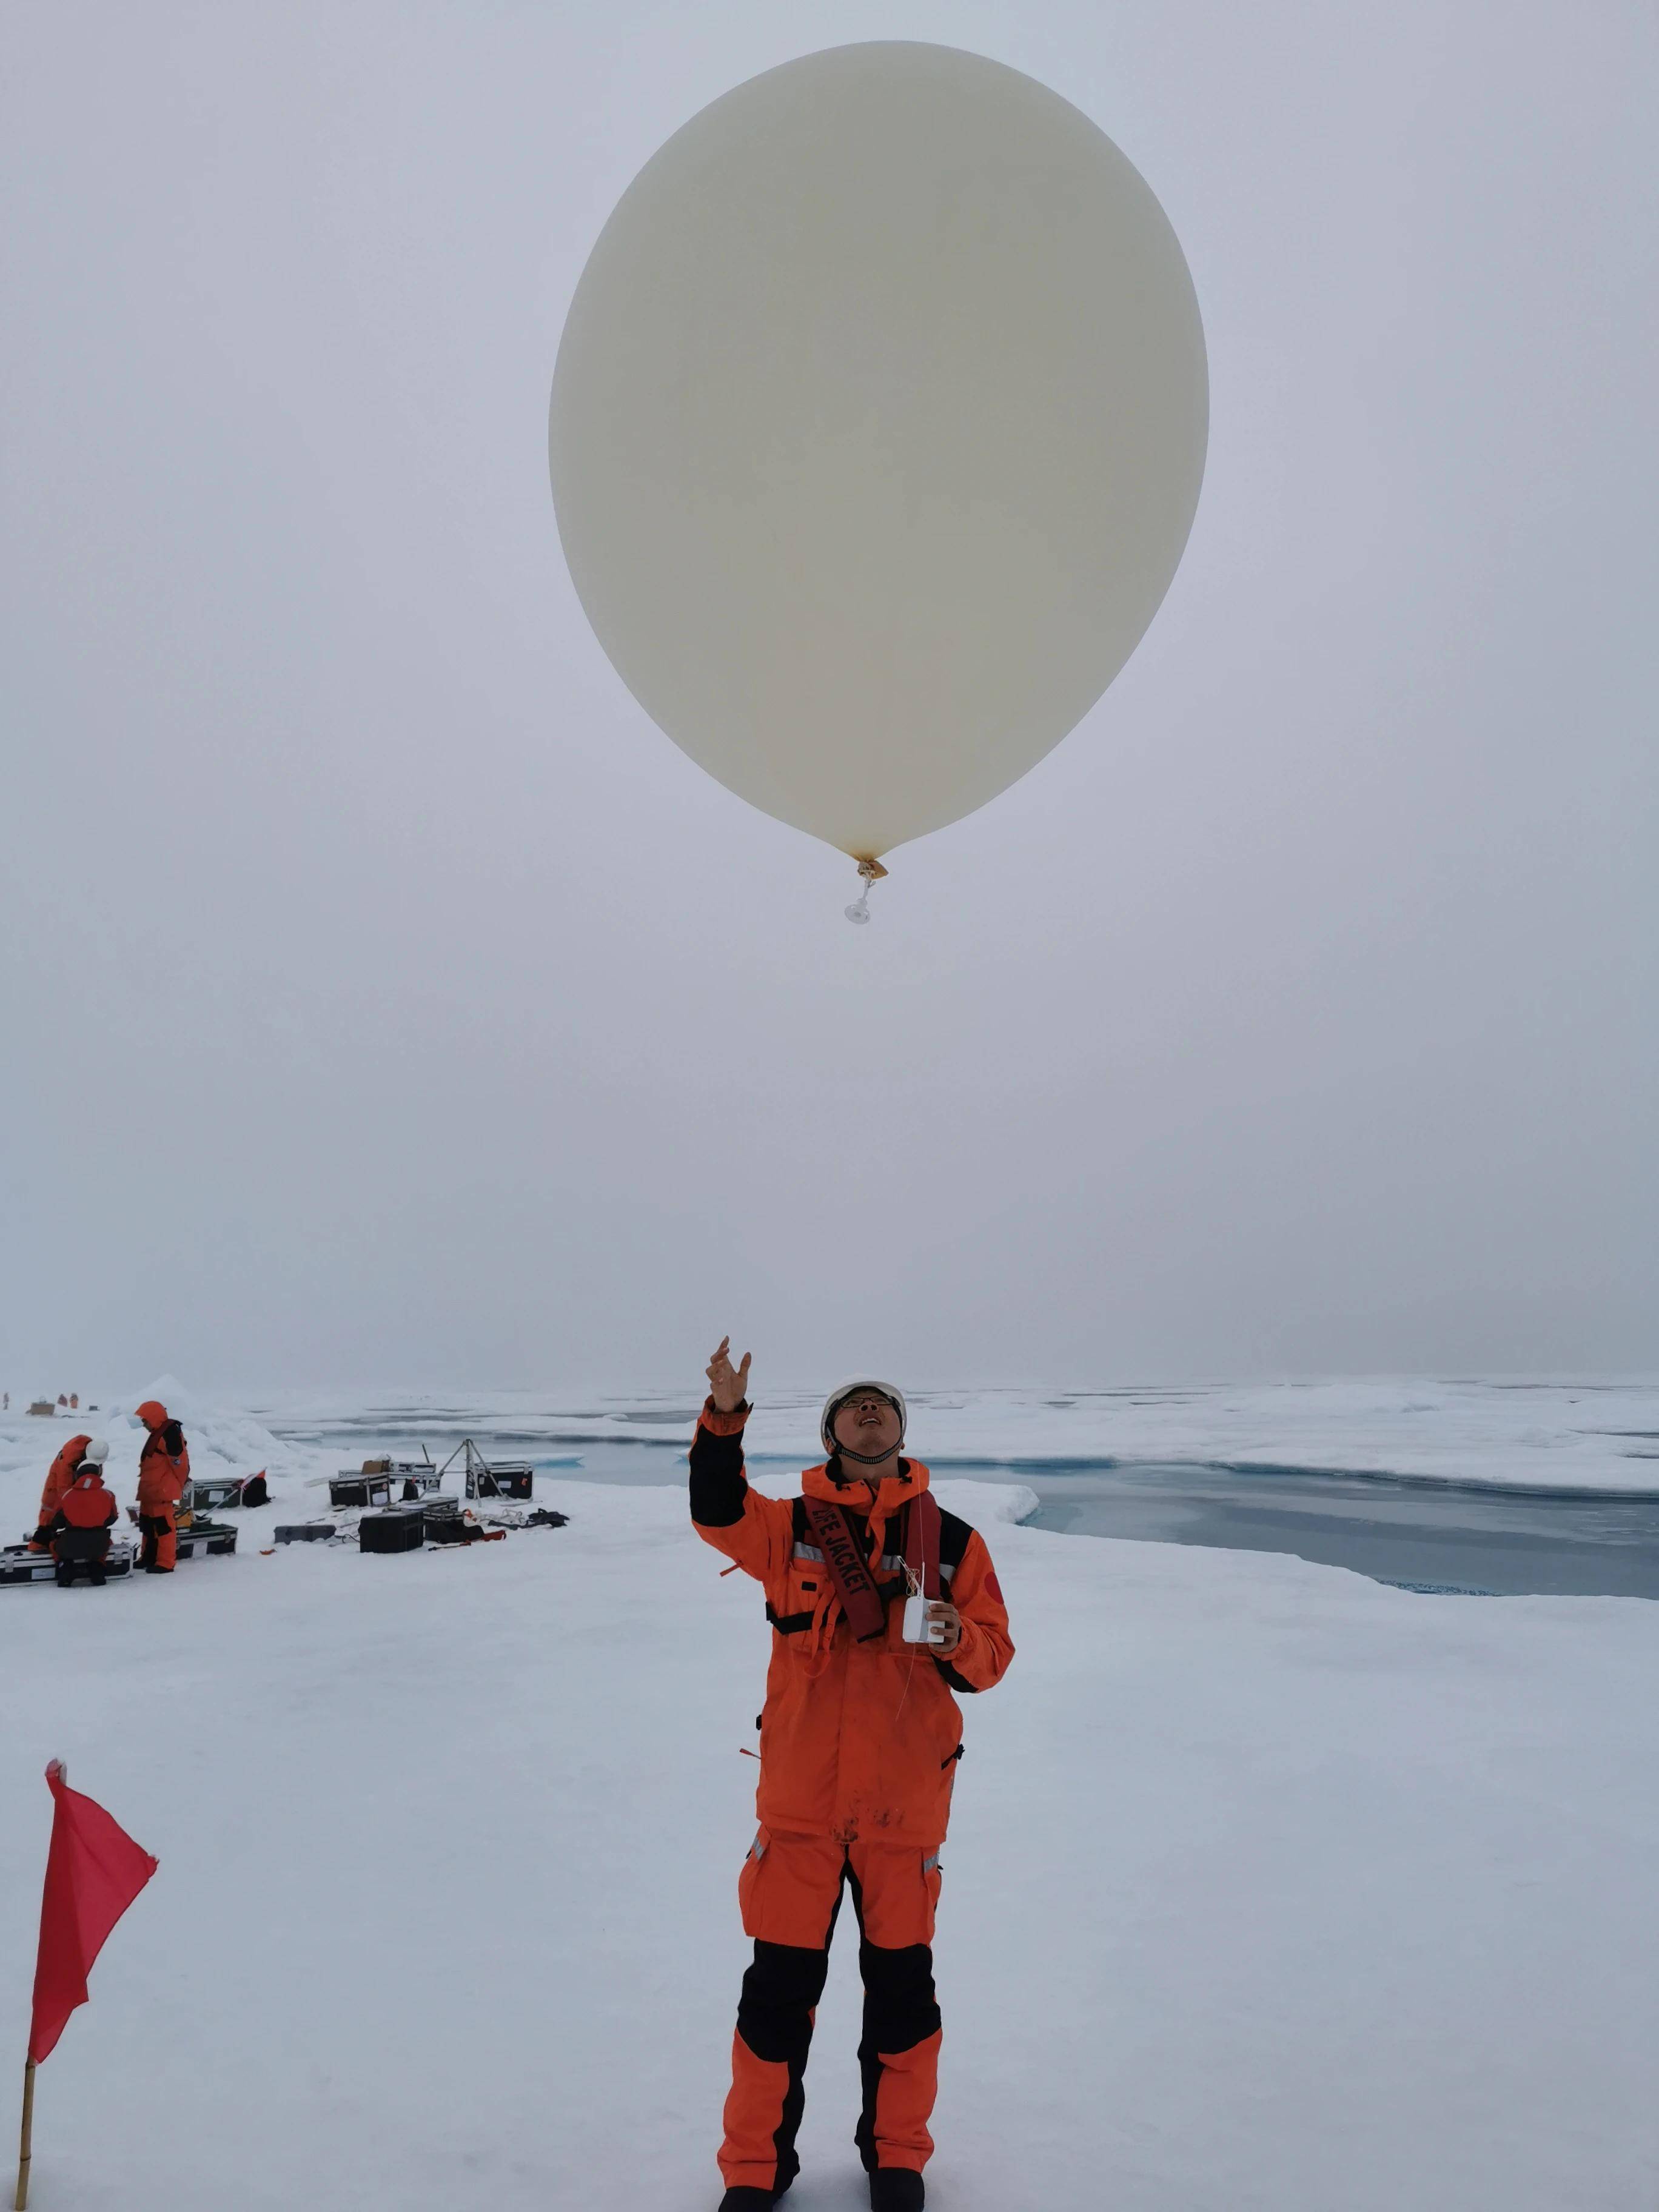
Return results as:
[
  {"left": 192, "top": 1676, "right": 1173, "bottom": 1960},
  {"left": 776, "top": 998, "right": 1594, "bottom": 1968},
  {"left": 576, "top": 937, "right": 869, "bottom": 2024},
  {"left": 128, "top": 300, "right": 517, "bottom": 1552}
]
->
[
  {"left": 240, "top": 1378, "right": 1659, "bottom": 1596},
  {"left": 240, "top": 1373, "right": 1659, "bottom": 1491},
  {"left": 3, "top": 1391, "right": 1659, "bottom": 2209}
]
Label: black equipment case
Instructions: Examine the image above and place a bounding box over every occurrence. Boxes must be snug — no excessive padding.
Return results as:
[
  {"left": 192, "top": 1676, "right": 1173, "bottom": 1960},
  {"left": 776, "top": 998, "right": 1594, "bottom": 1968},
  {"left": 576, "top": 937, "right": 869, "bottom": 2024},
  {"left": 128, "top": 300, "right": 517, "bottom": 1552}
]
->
[
  {"left": 466, "top": 1462, "right": 534, "bottom": 1501},
  {"left": 2, "top": 1540, "right": 136, "bottom": 1585},
  {"left": 185, "top": 1476, "right": 246, "bottom": 1513},
  {"left": 330, "top": 1474, "right": 394, "bottom": 1509},
  {"left": 359, "top": 1506, "right": 427, "bottom": 1554},
  {"left": 175, "top": 1521, "right": 238, "bottom": 1560}
]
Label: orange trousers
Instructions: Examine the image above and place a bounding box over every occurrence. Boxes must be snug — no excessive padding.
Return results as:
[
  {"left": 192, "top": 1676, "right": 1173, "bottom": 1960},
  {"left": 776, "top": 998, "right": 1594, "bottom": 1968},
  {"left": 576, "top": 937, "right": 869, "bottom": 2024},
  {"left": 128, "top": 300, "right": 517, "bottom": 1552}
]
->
[
  {"left": 719, "top": 1828, "right": 943, "bottom": 2196},
  {"left": 139, "top": 1511, "right": 177, "bottom": 1572}
]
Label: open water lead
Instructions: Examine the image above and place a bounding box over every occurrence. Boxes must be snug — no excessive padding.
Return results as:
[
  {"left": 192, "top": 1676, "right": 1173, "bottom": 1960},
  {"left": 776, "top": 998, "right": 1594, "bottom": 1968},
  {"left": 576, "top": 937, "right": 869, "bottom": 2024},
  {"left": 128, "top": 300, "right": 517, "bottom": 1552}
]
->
[{"left": 843, "top": 859, "right": 888, "bottom": 926}]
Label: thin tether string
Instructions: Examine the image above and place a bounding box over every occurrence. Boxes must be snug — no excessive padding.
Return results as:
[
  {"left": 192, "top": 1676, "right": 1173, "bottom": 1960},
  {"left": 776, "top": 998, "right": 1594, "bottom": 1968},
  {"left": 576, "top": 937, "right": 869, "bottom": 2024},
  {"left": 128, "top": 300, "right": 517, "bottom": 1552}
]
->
[
  {"left": 892, "top": 1493, "right": 927, "bottom": 1721},
  {"left": 844, "top": 859, "right": 888, "bottom": 925}
]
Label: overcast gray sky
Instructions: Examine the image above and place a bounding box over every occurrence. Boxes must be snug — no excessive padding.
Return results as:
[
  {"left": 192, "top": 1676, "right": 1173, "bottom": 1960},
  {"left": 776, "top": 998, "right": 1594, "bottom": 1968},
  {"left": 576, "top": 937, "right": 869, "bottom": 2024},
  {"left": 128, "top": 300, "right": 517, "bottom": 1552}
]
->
[{"left": 2, "top": 0, "right": 1654, "bottom": 1392}]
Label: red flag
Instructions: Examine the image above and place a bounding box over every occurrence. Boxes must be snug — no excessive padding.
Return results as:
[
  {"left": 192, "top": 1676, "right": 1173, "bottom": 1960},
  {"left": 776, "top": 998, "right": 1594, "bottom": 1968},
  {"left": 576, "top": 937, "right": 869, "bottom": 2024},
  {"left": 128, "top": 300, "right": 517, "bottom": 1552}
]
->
[{"left": 28, "top": 1761, "right": 158, "bottom": 2064}]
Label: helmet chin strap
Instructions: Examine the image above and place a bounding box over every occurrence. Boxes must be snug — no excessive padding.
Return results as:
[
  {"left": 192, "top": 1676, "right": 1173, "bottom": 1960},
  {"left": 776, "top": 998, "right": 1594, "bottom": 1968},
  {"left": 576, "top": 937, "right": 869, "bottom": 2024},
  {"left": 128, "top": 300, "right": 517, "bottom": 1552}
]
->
[{"left": 832, "top": 1439, "right": 903, "bottom": 1469}]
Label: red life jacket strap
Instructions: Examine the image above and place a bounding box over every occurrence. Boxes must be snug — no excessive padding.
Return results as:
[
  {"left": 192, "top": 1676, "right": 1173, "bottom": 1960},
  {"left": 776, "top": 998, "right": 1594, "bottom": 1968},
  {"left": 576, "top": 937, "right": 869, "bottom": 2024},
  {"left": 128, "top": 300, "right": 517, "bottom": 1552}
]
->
[
  {"left": 903, "top": 1492, "right": 943, "bottom": 1601},
  {"left": 800, "top": 1495, "right": 889, "bottom": 1641}
]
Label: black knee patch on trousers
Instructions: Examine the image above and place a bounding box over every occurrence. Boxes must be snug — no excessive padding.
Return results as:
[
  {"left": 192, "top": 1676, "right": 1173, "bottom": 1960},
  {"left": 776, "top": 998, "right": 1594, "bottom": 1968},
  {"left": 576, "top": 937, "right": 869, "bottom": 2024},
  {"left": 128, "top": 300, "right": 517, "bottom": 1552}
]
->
[
  {"left": 736, "top": 1937, "right": 833, "bottom": 2196},
  {"left": 854, "top": 1940, "right": 940, "bottom": 2174},
  {"left": 736, "top": 1939, "right": 831, "bottom": 2065},
  {"left": 844, "top": 1867, "right": 940, "bottom": 2057},
  {"left": 857, "top": 1940, "right": 940, "bottom": 2056}
]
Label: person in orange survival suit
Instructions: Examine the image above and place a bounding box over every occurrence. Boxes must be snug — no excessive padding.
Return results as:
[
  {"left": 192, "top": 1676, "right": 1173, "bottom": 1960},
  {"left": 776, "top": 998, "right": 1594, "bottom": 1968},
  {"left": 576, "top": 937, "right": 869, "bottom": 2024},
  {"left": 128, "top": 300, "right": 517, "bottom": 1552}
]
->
[
  {"left": 50, "top": 1462, "right": 120, "bottom": 1587},
  {"left": 692, "top": 1340, "right": 1014, "bottom": 2212},
  {"left": 30, "top": 1432, "right": 98, "bottom": 1549},
  {"left": 135, "top": 1399, "right": 190, "bottom": 1573}
]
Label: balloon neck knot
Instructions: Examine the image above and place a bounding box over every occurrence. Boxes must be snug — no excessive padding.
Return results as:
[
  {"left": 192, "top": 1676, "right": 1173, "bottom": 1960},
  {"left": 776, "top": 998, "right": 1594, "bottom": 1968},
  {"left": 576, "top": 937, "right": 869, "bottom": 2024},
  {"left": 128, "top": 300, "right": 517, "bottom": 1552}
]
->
[{"left": 844, "top": 859, "right": 887, "bottom": 925}]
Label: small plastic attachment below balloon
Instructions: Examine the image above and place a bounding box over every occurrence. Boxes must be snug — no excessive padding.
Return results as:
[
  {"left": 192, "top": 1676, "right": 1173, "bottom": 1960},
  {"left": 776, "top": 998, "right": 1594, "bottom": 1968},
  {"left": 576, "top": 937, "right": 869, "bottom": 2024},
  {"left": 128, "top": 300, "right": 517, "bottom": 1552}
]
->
[{"left": 844, "top": 859, "right": 888, "bottom": 926}]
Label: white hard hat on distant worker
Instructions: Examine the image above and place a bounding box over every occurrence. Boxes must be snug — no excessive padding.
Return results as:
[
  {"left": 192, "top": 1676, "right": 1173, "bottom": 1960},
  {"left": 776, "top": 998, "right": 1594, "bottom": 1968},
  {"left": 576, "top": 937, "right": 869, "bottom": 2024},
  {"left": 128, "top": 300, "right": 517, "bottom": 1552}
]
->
[{"left": 549, "top": 42, "right": 1208, "bottom": 917}]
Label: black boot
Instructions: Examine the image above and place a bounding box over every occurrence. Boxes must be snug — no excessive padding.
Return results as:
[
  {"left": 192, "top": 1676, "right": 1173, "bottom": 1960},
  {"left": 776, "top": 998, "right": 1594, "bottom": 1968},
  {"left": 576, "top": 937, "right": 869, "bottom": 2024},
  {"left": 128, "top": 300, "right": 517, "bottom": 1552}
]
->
[
  {"left": 869, "top": 2171, "right": 924, "bottom": 2212},
  {"left": 719, "top": 2191, "right": 786, "bottom": 2211}
]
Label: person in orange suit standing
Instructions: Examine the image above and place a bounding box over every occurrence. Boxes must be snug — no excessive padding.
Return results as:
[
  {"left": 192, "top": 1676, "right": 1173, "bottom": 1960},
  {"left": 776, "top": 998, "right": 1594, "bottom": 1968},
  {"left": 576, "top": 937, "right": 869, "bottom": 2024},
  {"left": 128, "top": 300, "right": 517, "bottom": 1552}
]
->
[
  {"left": 32, "top": 1432, "right": 98, "bottom": 1550},
  {"left": 693, "top": 1341, "right": 1014, "bottom": 2212},
  {"left": 50, "top": 1461, "right": 119, "bottom": 1587},
  {"left": 135, "top": 1399, "right": 190, "bottom": 1574}
]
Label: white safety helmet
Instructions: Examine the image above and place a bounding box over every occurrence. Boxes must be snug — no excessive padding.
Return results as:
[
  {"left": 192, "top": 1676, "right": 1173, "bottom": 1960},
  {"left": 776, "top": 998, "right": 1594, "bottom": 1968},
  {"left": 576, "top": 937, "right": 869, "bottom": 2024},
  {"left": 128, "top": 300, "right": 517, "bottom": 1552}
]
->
[
  {"left": 820, "top": 1378, "right": 908, "bottom": 1461},
  {"left": 83, "top": 1438, "right": 109, "bottom": 1464}
]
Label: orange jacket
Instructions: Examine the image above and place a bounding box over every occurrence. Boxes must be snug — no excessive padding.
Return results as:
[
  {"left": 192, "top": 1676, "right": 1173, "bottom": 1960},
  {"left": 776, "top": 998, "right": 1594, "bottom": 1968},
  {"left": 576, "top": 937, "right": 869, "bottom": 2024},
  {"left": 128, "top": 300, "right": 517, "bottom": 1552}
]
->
[
  {"left": 38, "top": 1435, "right": 93, "bottom": 1528},
  {"left": 56, "top": 1473, "right": 118, "bottom": 1531},
  {"left": 691, "top": 1403, "right": 1013, "bottom": 1846},
  {"left": 136, "top": 1402, "right": 190, "bottom": 1513}
]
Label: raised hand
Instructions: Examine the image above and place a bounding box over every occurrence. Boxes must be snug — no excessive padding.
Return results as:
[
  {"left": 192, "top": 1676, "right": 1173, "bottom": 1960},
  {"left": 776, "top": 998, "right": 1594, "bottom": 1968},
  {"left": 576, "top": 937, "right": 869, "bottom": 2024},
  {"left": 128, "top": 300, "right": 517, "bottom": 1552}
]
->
[{"left": 706, "top": 1336, "right": 752, "bottom": 1415}]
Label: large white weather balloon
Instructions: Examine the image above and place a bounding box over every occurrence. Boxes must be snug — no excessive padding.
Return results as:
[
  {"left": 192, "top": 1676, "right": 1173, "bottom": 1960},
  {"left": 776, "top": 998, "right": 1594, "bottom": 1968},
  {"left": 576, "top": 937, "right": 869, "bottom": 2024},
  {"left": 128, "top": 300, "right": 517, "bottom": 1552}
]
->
[{"left": 550, "top": 41, "right": 1207, "bottom": 886}]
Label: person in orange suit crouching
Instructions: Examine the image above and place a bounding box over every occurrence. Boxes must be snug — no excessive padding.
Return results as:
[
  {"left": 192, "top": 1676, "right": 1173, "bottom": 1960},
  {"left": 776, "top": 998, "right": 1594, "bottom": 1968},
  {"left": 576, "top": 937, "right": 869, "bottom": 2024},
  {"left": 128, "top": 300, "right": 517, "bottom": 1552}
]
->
[
  {"left": 50, "top": 1461, "right": 119, "bottom": 1587},
  {"left": 693, "top": 1341, "right": 1014, "bottom": 2212},
  {"left": 32, "top": 1432, "right": 102, "bottom": 1550},
  {"left": 135, "top": 1399, "right": 190, "bottom": 1574}
]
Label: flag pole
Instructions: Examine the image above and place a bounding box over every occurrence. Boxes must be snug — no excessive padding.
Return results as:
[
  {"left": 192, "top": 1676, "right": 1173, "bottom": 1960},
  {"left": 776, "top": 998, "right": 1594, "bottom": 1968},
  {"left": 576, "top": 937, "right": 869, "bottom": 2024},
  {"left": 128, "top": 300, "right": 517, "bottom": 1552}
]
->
[
  {"left": 13, "top": 2059, "right": 35, "bottom": 2211},
  {"left": 15, "top": 1754, "right": 55, "bottom": 2211}
]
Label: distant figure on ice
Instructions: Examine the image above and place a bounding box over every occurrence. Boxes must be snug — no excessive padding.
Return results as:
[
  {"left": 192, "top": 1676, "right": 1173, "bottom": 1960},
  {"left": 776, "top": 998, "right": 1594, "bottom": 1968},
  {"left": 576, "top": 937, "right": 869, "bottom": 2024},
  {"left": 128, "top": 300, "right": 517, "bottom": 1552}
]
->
[
  {"left": 692, "top": 1340, "right": 1014, "bottom": 2212},
  {"left": 136, "top": 1399, "right": 190, "bottom": 1574},
  {"left": 50, "top": 1460, "right": 119, "bottom": 1587},
  {"left": 32, "top": 1431, "right": 101, "bottom": 1551}
]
